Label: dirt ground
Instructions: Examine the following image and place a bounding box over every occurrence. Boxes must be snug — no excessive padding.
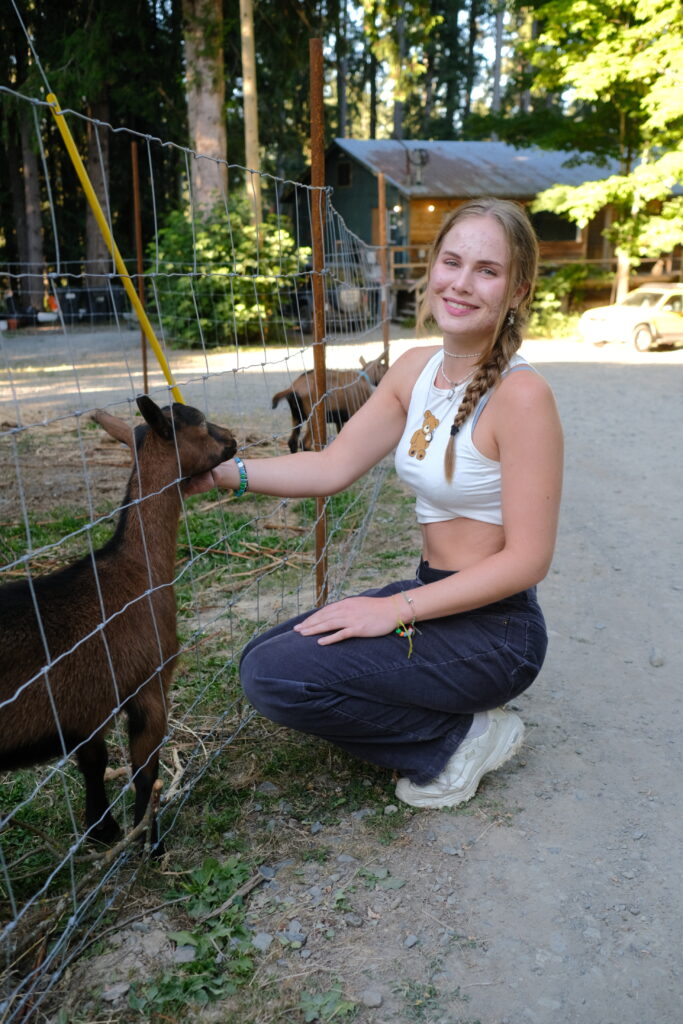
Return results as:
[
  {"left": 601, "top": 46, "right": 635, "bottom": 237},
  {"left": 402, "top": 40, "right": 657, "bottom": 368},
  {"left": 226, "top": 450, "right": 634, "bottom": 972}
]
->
[{"left": 2, "top": 324, "right": 682, "bottom": 1022}]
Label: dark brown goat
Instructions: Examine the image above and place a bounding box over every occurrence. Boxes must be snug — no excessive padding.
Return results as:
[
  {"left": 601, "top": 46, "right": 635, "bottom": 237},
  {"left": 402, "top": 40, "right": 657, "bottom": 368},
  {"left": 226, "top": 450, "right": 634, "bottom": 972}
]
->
[
  {"left": 271, "top": 352, "right": 389, "bottom": 453},
  {"left": 0, "top": 396, "right": 236, "bottom": 851}
]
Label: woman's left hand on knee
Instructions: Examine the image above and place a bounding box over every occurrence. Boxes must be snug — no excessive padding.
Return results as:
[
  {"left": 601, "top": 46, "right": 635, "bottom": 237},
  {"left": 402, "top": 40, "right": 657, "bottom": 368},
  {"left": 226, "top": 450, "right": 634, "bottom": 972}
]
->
[{"left": 293, "top": 596, "right": 398, "bottom": 645}]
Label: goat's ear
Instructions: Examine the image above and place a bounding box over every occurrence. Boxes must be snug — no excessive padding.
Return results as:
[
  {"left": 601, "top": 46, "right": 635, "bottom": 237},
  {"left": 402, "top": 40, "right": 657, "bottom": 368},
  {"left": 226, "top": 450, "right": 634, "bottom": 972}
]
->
[
  {"left": 136, "top": 395, "right": 174, "bottom": 441},
  {"left": 91, "top": 409, "right": 135, "bottom": 450},
  {"left": 359, "top": 356, "right": 368, "bottom": 368}
]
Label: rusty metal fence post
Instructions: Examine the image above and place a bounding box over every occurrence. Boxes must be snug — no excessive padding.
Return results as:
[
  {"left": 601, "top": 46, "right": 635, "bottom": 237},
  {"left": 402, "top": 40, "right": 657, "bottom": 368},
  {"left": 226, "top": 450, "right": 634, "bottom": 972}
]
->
[
  {"left": 309, "top": 38, "right": 328, "bottom": 606},
  {"left": 377, "top": 171, "right": 390, "bottom": 364}
]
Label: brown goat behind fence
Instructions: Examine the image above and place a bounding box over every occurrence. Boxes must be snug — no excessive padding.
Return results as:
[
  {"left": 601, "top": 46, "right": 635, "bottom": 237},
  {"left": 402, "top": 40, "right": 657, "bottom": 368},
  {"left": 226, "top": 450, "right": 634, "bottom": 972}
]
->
[
  {"left": 0, "top": 397, "right": 236, "bottom": 853},
  {"left": 271, "top": 352, "right": 389, "bottom": 452}
]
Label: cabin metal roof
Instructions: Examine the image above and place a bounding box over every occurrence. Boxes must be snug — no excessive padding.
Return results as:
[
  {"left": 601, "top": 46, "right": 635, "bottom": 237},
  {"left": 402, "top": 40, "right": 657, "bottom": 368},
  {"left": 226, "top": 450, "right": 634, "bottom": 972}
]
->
[{"left": 333, "top": 139, "right": 617, "bottom": 198}]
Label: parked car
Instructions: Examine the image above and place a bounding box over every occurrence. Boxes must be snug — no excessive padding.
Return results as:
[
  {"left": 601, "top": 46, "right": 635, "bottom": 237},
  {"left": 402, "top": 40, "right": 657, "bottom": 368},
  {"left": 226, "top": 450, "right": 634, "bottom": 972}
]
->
[{"left": 578, "top": 283, "right": 683, "bottom": 351}]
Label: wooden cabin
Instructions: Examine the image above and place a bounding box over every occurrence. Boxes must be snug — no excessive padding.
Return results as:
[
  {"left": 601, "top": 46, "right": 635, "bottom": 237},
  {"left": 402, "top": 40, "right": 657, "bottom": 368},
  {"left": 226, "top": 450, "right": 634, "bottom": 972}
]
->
[
  {"left": 325, "top": 138, "right": 618, "bottom": 265},
  {"left": 286, "top": 139, "right": 678, "bottom": 314}
]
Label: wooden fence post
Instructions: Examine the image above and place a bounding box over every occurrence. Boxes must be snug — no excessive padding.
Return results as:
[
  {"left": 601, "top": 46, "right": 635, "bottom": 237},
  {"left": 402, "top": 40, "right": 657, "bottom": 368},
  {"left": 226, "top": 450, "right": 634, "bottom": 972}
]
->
[{"left": 309, "top": 38, "right": 328, "bottom": 606}]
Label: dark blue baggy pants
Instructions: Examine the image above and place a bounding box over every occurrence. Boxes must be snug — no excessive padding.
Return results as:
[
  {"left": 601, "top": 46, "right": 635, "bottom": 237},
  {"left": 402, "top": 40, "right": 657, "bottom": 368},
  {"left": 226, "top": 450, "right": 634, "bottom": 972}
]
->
[{"left": 240, "top": 561, "right": 548, "bottom": 784}]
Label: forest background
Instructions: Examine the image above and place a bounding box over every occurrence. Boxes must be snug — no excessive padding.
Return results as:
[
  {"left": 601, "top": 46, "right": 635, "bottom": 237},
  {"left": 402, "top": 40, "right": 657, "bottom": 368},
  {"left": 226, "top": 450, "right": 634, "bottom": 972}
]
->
[{"left": 1, "top": 0, "right": 682, "bottom": 315}]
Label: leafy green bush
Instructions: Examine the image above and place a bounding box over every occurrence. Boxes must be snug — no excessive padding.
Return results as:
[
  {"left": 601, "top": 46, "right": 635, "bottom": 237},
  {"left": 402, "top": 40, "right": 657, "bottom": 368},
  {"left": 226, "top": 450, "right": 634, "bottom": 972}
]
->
[
  {"left": 148, "top": 196, "right": 310, "bottom": 347},
  {"left": 528, "top": 288, "right": 578, "bottom": 337},
  {"left": 529, "top": 263, "right": 610, "bottom": 337}
]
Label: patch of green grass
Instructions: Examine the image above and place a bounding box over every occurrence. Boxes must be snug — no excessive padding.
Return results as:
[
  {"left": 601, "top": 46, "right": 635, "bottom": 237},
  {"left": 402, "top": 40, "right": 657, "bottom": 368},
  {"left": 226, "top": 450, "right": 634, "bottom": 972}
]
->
[
  {"left": 170, "top": 770, "right": 250, "bottom": 852},
  {"left": 171, "top": 649, "right": 243, "bottom": 716},
  {"left": 175, "top": 494, "right": 314, "bottom": 620},
  {"left": 362, "top": 803, "right": 413, "bottom": 844},
  {"left": 244, "top": 734, "right": 394, "bottom": 827},
  {"left": 299, "top": 981, "right": 357, "bottom": 1022},
  {"left": 374, "top": 547, "right": 421, "bottom": 567},
  {"left": 166, "top": 721, "right": 398, "bottom": 862},
  {"left": 393, "top": 978, "right": 476, "bottom": 1023},
  {"left": 358, "top": 865, "right": 407, "bottom": 892},
  {"left": 301, "top": 845, "right": 331, "bottom": 864},
  {"left": 126, "top": 856, "right": 256, "bottom": 1015},
  {"left": 180, "top": 502, "right": 262, "bottom": 553},
  {"left": 1, "top": 508, "right": 114, "bottom": 568},
  {"left": 395, "top": 980, "right": 443, "bottom": 1021},
  {"left": 0, "top": 737, "right": 135, "bottom": 909},
  {"left": 297, "top": 487, "right": 367, "bottom": 534}
]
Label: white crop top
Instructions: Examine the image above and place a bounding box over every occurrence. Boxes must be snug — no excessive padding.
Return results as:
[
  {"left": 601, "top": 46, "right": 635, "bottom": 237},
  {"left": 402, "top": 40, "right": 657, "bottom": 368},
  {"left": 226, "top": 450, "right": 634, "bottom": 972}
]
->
[{"left": 394, "top": 350, "right": 534, "bottom": 526}]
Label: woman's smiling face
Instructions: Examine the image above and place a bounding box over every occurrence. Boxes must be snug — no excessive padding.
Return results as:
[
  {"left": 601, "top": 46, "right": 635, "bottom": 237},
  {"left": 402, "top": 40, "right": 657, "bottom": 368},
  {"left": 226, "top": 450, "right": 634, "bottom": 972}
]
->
[{"left": 428, "top": 214, "right": 523, "bottom": 350}]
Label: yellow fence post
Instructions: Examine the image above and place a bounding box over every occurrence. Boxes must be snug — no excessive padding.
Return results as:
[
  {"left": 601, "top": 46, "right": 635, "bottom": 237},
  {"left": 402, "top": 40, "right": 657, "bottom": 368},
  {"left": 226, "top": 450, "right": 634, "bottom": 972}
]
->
[{"left": 47, "top": 93, "right": 184, "bottom": 404}]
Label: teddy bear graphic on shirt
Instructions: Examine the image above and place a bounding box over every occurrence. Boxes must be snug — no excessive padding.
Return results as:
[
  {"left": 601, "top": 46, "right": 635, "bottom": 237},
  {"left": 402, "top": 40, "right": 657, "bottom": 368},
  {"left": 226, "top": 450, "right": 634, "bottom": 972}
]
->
[{"left": 408, "top": 410, "right": 440, "bottom": 460}]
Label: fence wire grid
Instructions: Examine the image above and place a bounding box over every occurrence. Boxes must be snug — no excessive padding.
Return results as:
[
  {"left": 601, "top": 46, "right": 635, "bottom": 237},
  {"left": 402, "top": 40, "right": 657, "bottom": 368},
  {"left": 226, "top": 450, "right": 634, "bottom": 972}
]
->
[{"left": 0, "top": 85, "right": 391, "bottom": 1021}]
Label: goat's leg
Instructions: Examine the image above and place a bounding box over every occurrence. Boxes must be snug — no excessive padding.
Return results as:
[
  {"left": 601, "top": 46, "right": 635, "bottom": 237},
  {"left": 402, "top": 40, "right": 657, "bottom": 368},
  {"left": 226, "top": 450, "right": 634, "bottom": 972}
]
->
[
  {"left": 285, "top": 393, "right": 306, "bottom": 452},
  {"left": 302, "top": 419, "right": 316, "bottom": 451},
  {"left": 76, "top": 735, "right": 121, "bottom": 844},
  {"left": 329, "top": 410, "right": 349, "bottom": 436},
  {"left": 127, "top": 693, "right": 167, "bottom": 854},
  {"left": 288, "top": 424, "right": 302, "bottom": 453}
]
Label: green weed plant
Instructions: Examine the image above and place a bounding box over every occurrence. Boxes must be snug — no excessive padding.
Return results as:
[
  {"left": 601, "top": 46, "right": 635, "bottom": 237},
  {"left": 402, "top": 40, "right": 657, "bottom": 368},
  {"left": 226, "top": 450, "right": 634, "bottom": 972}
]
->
[{"left": 128, "top": 857, "right": 255, "bottom": 1013}]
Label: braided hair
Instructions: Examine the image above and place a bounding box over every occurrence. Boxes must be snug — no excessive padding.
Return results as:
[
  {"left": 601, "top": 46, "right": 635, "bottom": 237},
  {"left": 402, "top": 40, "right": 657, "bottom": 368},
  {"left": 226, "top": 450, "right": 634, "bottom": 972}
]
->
[{"left": 416, "top": 198, "right": 539, "bottom": 483}]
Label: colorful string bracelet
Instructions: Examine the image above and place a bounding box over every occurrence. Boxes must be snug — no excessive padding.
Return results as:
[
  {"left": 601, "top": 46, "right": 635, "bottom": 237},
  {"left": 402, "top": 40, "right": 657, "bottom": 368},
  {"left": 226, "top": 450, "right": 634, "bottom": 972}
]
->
[
  {"left": 393, "top": 592, "right": 420, "bottom": 657},
  {"left": 233, "top": 456, "right": 249, "bottom": 497}
]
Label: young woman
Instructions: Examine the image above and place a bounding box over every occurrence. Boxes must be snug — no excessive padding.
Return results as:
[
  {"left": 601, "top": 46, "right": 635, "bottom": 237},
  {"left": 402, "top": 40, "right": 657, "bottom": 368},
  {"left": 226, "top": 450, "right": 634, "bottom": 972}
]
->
[{"left": 187, "top": 198, "right": 563, "bottom": 809}]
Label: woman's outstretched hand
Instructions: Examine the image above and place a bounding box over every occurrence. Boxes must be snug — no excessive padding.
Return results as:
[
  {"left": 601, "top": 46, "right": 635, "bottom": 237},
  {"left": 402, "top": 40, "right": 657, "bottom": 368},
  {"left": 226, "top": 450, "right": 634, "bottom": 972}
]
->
[
  {"left": 293, "top": 596, "right": 400, "bottom": 645},
  {"left": 184, "top": 469, "right": 220, "bottom": 496}
]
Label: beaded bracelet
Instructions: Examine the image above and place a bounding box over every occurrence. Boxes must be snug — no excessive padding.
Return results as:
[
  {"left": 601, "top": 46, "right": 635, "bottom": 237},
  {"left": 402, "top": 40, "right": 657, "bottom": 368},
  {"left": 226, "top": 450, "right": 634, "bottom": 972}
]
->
[
  {"left": 392, "top": 592, "right": 420, "bottom": 658},
  {"left": 233, "top": 456, "right": 249, "bottom": 497}
]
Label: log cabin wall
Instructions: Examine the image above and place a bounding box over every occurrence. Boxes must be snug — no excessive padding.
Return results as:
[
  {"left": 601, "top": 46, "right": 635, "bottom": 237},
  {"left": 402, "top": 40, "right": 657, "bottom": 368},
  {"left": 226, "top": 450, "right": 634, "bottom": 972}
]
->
[{"left": 406, "top": 197, "right": 588, "bottom": 264}]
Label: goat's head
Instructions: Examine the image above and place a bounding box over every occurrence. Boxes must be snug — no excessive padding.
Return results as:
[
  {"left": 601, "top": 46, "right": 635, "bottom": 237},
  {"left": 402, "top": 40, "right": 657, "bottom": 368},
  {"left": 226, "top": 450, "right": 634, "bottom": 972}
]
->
[
  {"left": 91, "top": 397, "right": 237, "bottom": 487},
  {"left": 359, "top": 351, "right": 389, "bottom": 384}
]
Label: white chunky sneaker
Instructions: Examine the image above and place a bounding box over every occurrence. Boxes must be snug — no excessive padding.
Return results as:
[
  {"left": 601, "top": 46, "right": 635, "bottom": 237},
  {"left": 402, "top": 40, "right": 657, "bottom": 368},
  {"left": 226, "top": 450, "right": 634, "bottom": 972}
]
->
[{"left": 395, "top": 708, "right": 525, "bottom": 809}]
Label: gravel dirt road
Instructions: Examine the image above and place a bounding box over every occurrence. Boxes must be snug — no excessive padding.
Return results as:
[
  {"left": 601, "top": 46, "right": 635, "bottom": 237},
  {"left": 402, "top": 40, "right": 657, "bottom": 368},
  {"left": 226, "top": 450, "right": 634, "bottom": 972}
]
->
[{"left": 2, "top": 324, "right": 682, "bottom": 1022}]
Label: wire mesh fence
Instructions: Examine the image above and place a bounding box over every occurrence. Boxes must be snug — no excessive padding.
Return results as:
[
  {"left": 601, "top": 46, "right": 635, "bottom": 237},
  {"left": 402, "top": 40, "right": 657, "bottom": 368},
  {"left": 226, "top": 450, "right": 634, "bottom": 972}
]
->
[{"left": 0, "top": 86, "right": 390, "bottom": 1020}]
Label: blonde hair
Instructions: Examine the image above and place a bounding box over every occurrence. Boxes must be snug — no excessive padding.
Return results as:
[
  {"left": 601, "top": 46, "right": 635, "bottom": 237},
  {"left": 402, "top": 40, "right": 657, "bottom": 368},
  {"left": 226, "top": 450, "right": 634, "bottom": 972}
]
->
[{"left": 416, "top": 198, "right": 539, "bottom": 482}]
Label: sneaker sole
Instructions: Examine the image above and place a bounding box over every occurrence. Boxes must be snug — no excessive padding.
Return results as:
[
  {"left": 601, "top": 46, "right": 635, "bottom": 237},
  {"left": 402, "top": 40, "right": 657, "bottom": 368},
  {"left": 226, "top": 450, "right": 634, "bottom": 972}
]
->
[{"left": 396, "top": 717, "right": 525, "bottom": 809}]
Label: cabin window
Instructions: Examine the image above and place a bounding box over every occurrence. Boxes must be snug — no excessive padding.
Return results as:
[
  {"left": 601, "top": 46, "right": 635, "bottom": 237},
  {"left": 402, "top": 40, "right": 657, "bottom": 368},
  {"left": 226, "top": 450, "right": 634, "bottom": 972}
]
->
[
  {"left": 337, "top": 160, "right": 352, "bottom": 188},
  {"left": 530, "top": 211, "right": 580, "bottom": 242}
]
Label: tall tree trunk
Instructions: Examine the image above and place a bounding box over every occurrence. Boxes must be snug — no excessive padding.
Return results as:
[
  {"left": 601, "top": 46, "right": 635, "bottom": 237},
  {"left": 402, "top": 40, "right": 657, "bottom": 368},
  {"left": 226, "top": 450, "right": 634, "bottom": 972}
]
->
[
  {"left": 337, "top": 54, "right": 348, "bottom": 137},
  {"left": 392, "top": 15, "right": 405, "bottom": 140},
  {"left": 491, "top": 5, "right": 504, "bottom": 116},
  {"left": 183, "top": 0, "right": 228, "bottom": 216},
  {"left": 85, "top": 98, "right": 112, "bottom": 293},
  {"left": 444, "top": 53, "right": 458, "bottom": 134},
  {"left": 369, "top": 49, "right": 378, "bottom": 139},
  {"left": 7, "top": 128, "right": 28, "bottom": 276},
  {"left": 519, "top": 13, "right": 538, "bottom": 114},
  {"left": 366, "top": 1, "right": 378, "bottom": 140},
  {"left": 336, "top": 0, "right": 348, "bottom": 137},
  {"left": 614, "top": 248, "right": 631, "bottom": 302},
  {"left": 438, "top": 0, "right": 463, "bottom": 135},
  {"left": 463, "top": 0, "right": 479, "bottom": 122},
  {"left": 240, "top": 0, "right": 261, "bottom": 225},
  {"left": 19, "top": 114, "right": 44, "bottom": 311},
  {"left": 422, "top": 49, "right": 434, "bottom": 135}
]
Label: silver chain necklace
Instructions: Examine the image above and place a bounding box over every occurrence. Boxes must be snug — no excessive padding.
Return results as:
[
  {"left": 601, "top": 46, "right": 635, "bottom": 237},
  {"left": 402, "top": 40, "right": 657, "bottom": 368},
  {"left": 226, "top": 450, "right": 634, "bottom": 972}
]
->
[{"left": 441, "top": 362, "right": 476, "bottom": 400}]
